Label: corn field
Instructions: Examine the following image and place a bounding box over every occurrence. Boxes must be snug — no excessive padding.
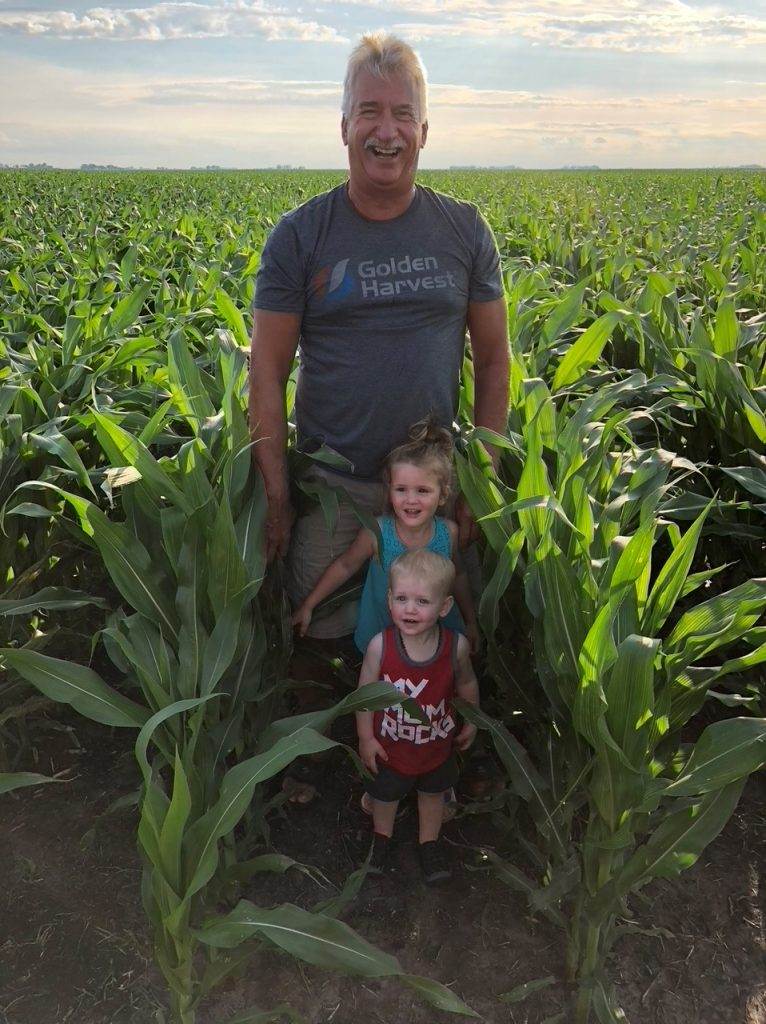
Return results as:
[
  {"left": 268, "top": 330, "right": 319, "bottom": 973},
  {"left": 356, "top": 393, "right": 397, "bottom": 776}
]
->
[{"left": 1, "top": 167, "right": 765, "bottom": 1024}]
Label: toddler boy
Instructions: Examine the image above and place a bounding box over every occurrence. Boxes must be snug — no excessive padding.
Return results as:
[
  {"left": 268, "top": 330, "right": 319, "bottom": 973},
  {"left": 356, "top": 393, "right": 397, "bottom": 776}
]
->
[{"left": 356, "top": 548, "right": 479, "bottom": 883}]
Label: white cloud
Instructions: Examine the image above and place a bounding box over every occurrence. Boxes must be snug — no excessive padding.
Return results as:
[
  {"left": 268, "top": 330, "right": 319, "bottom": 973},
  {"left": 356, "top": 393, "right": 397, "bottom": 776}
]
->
[
  {"left": 0, "top": 0, "right": 348, "bottom": 41},
  {"left": 344, "top": 0, "right": 766, "bottom": 54},
  {"left": 2, "top": 55, "right": 764, "bottom": 167},
  {"left": 90, "top": 77, "right": 343, "bottom": 105}
]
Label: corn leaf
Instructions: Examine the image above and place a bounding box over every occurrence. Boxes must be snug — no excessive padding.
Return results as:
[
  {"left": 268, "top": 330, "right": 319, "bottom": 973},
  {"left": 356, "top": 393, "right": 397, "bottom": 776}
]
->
[
  {"left": 588, "top": 781, "right": 745, "bottom": 922},
  {"left": 1, "top": 648, "right": 149, "bottom": 728},
  {"left": 664, "top": 718, "right": 766, "bottom": 797},
  {"left": 552, "top": 312, "right": 621, "bottom": 390},
  {"left": 0, "top": 771, "right": 62, "bottom": 795}
]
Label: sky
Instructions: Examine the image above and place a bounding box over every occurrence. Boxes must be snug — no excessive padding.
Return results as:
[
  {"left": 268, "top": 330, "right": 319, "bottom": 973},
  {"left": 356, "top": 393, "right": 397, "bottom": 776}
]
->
[{"left": 0, "top": 0, "right": 765, "bottom": 168}]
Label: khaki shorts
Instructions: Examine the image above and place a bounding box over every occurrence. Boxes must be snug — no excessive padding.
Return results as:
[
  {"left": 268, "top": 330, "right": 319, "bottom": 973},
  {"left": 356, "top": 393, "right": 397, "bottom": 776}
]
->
[
  {"left": 285, "top": 465, "right": 481, "bottom": 641},
  {"left": 286, "top": 465, "right": 385, "bottom": 639}
]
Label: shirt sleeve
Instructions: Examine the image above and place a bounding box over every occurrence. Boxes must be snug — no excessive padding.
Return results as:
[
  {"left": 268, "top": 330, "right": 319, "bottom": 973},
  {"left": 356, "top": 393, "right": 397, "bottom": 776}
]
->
[
  {"left": 252, "top": 215, "right": 306, "bottom": 315},
  {"left": 469, "top": 209, "right": 504, "bottom": 303}
]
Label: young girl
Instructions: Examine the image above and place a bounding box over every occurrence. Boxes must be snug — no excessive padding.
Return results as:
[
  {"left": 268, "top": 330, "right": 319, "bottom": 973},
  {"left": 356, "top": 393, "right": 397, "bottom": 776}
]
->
[{"left": 291, "top": 419, "right": 479, "bottom": 653}]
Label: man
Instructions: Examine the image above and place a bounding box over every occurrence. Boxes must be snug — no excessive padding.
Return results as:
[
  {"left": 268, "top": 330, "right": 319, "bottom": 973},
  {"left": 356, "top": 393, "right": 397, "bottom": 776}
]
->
[{"left": 249, "top": 32, "right": 509, "bottom": 644}]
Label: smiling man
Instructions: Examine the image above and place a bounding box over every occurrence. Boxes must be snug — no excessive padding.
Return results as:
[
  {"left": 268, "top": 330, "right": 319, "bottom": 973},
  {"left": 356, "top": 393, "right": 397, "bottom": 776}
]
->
[{"left": 249, "top": 32, "right": 509, "bottom": 644}]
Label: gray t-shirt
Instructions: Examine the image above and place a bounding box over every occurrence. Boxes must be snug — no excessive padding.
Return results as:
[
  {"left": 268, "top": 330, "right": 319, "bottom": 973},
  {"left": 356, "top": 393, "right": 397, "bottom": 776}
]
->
[{"left": 254, "top": 183, "right": 503, "bottom": 479}]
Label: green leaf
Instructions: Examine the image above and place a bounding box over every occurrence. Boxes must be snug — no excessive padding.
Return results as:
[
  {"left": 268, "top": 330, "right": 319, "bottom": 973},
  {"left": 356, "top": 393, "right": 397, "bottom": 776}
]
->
[
  {"left": 642, "top": 501, "right": 712, "bottom": 636},
  {"left": 402, "top": 975, "right": 478, "bottom": 1017},
  {"left": 92, "top": 409, "right": 192, "bottom": 513},
  {"left": 28, "top": 428, "right": 97, "bottom": 495},
  {"left": 200, "top": 588, "right": 259, "bottom": 697},
  {"left": 261, "top": 682, "right": 427, "bottom": 747},
  {"left": 604, "top": 635, "right": 659, "bottom": 769},
  {"left": 665, "top": 578, "right": 766, "bottom": 649},
  {"left": 197, "top": 899, "right": 400, "bottom": 970},
  {"left": 478, "top": 529, "right": 524, "bottom": 637},
  {"left": 0, "top": 771, "right": 62, "bottom": 795},
  {"left": 107, "top": 282, "right": 151, "bottom": 336},
  {"left": 456, "top": 702, "right": 566, "bottom": 854},
  {"left": 207, "top": 499, "right": 247, "bottom": 614},
  {"left": 225, "top": 854, "right": 324, "bottom": 887},
  {"left": 712, "top": 299, "right": 738, "bottom": 358},
  {"left": 1, "top": 648, "right": 149, "bottom": 728},
  {"left": 664, "top": 718, "right": 766, "bottom": 797},
  {"left": 574, "top": 603, "right": 619, "bottom": 751},
  {"left": 499, "top": 976, "right": 557, "bottom": 1003},
  {"left": 198, "top": 902, "right": 477, "bottom": 1015},
  {"left": 235, "top": 484, "right": 267, "bottom": 588},
  {"left": 313, "top": 863, "right": 367, "bottom": 919},
  {"left": 215, "top": 289, "right": 249, "bottom": 348},
  {"left": 225, "top": 1007, "right": 303, "bottom": 1024},
  {"left": 552, "top": 312, "right": 621, "bottom": 390},
  {"left": 479, "top": 849, "right": 566, "bottom": 928},
  {"left": 589, "top": 781, "right": 745, "bottom": 921},
  {"left": 168, "top": 328, "right": 216, "bottom": 432},
  {"left": 542, "top": 280, "right": 588, "bottom": 345},
  {"left": 720, "top": 466, "right": 766, "bottom": 501},
  {"left": 0, "top": 587, "right": 107, "bottom": 617},
  {"left": 592, "top": 980, "right": 628, "bottom": 1023},
  {"left": 184, "top": 728, "right": 338, "bottom": 898},
  {"left": 19, "top": 483, "right": 178, "bottom": 639}
]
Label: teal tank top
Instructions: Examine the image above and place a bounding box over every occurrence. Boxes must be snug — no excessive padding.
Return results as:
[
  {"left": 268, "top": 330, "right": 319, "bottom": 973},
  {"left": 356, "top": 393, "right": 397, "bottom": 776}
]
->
[{"left": 353, "top": 515, "right": 465, "bottom": 653}]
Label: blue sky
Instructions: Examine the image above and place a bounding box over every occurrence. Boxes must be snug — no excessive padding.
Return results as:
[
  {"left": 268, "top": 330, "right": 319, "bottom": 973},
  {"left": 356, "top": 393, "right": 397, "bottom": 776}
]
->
[{"left": 1, "top": 0, "right": 764, "bottom": 167}]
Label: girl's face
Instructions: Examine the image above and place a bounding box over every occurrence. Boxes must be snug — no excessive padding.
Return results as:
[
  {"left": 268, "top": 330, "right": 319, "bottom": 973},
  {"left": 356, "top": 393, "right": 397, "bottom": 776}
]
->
[{"left": 388, "top": 461, "right": 445, "bottom": 529}]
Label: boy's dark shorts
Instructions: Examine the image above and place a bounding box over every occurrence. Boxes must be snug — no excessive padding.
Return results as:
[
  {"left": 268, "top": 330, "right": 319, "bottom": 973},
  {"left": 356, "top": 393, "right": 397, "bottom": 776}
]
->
[{"left": 364, "top": 754, "right": 459, "bottom": 803}]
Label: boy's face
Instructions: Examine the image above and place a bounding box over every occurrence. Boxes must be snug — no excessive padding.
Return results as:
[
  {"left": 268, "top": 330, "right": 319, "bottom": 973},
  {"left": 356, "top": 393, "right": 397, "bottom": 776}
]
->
[{"left": 388, "top": 571, "right": 453, "bottom": 639}]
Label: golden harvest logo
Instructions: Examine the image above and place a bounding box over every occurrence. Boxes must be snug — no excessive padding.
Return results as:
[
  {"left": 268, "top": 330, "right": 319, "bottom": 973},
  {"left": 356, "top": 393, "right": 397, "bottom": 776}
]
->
[{"left": 313, "top": 254, "right": 457, "bottom": 301}]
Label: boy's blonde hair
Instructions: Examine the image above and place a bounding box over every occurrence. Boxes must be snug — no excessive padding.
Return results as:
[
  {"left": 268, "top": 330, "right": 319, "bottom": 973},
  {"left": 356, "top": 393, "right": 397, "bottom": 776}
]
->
[
  {"left": 342, "top": 32, "right": 429, "bottom": 122},
  {"left": 389, "top": 548, "right": 455, "bottom": 601},
  {"left": 384, "top": 416, "right": 454, "bottom": 498}
]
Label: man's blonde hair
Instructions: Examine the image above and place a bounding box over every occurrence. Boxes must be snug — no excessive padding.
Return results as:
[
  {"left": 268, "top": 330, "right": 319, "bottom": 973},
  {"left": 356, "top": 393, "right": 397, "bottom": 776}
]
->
[
  {"left": 342, "top": 32, "right": 428, "bottom": 122},
  {"left": 389, "top": 549, "right": 455, "bottom": 600}
]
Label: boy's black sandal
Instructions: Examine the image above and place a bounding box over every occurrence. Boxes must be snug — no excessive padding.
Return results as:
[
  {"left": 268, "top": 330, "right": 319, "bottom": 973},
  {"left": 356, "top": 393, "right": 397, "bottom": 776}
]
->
[{"left": 419, "top": 839, "right": 452, "bottom": 884}]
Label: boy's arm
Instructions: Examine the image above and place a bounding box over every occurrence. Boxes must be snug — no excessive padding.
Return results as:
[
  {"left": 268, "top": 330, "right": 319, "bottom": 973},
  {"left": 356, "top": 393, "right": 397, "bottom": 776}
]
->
[
  {"left": 453, "top": 634, "right": 480, "bottom": 751},
  {"left": 355, "top": 633, "right": 389, "bottom": 773},
  {"left": 446, "top": 520, "right": 480, "bottom": 652},
  {"left": 292, "top": 527, "right": 376, "bottom": 635}
]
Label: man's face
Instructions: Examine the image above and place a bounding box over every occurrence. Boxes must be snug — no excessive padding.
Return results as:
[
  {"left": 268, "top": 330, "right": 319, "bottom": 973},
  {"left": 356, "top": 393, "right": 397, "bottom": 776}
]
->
[{"left": 341, "top": 69, "right": 428, "bottom": 198}]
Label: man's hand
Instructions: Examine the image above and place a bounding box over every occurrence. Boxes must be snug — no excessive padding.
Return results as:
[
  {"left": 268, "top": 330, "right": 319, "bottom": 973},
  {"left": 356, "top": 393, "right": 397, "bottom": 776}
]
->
[
  {"left": 454, "top": 494, "right": 479, "bottom": 548},
  {"left": 454, "top": 722, "right": 477, "bottom": 752},
  {"left": 249, "top": 309, "right": 301, "bottom": 562},
  {"left": 266, "top": 496, "right": 295, "bottom": 561},
  {"left": 465, "top": 618, "right": 481, "bottom": 655},
  {"left": 291, "top": 601, "right": 313, "bottom": 636},
  {"left": 359, "top": 736, "right": 388, "bottom": 774}
]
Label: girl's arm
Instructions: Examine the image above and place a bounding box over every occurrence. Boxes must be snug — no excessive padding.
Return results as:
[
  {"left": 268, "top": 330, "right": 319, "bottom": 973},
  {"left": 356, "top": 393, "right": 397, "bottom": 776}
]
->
[
  {"left": 453, "top": 634, "right": 479, "bottom": 751},
  {"left": 292, "top": 526, "right": 377, "bottom": 635},
  {"left": 355, "top": 633, "right": 389, "bottom": 773},
  {"left": 446, "top": 520, "right": 480, "bottom": 652}
]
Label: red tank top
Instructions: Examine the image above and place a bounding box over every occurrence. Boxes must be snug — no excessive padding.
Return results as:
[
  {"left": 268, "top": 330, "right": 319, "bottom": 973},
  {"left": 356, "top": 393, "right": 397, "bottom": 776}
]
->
[{"left": 374, "top": 625, "right": 458, "bottom": 776}]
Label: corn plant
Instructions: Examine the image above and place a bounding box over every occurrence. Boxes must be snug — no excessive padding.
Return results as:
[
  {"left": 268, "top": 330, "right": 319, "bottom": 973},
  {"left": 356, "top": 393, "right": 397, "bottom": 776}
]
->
[
  {"left": 457, "top": 368, "right": 766, "bottom": 1022},
  {"left": 0, "top": 330, "right": 473, "bottom": 1022}
]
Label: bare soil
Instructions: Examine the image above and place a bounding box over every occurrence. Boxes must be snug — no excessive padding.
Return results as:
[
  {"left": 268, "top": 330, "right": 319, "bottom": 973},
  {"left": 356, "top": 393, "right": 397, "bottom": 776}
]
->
[{"left": 1, "top": 709, "right": 764, "bottom": 1024}]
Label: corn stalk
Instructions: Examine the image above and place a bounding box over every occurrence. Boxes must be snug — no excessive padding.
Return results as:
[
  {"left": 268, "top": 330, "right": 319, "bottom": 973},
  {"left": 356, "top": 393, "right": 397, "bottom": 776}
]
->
[{"left": 458, "top": 366, "right": 766, "bottom": 1022}]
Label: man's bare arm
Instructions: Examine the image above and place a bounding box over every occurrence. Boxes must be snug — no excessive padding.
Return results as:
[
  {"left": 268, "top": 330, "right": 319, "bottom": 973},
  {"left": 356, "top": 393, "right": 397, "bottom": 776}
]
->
[
  {"left": 456, "top": 297, "right": 510, "bottom": 546},
  {"left": 467, "top": 296, "right": 510, "bottom": 453},
  {"left": 249, "top": 309, "right": 301, "bottom": 560}
]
